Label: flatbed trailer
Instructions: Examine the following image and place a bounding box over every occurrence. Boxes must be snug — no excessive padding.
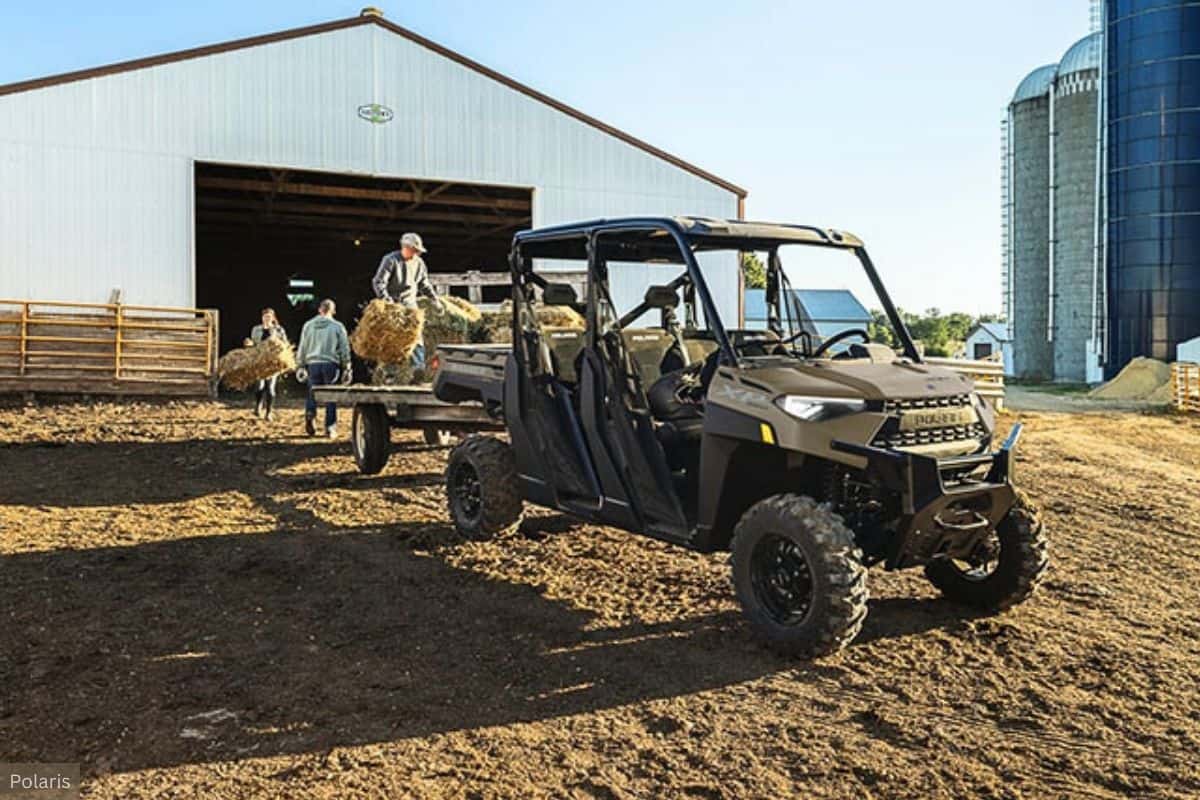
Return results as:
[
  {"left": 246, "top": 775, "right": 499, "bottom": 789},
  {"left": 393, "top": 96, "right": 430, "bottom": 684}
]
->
[{"left": 311, "top": 383, "right": 502, "bottom": 474}]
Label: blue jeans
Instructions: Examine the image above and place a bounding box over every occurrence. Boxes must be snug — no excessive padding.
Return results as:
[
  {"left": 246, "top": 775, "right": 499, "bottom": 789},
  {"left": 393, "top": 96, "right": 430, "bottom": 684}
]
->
[
  {"left": 412, "top": 342, "right": 426, "bottom": 373},
  {"left": 305, "top": 362, "right": 340, "bottom": 429}
]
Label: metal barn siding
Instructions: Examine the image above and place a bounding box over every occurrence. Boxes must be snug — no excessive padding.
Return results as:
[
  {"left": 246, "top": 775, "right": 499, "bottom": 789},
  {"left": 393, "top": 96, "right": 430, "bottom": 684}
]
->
[{"left": 0, "top": 18, "right": 741, "bottom": 321}]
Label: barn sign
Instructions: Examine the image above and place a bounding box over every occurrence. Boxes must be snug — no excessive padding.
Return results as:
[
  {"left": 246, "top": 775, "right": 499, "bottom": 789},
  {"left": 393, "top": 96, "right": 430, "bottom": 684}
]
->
[{"left": 357, "top": 103, "right": 394, "bottom": 124}]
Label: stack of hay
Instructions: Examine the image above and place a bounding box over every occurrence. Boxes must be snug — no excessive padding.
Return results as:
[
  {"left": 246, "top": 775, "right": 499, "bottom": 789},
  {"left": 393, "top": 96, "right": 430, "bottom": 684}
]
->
[
  {"left": 363, "top": 295, "right": 482, "bottom": 385},
  {"left": 419, "top": 295, "right": 477, "bottom": 365},
  {"left": 351, "top": 299, "right": 425, "bottom": 364},
  {"left": 218, "top": 337, "right": 296, "bottom": 391},
  {"left": 473, "top": 302, "right": 584, "bottom": 344}
]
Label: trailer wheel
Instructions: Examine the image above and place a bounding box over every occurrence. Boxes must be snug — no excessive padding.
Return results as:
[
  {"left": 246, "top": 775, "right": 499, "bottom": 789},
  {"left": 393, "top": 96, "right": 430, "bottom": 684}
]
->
[
  {"left": 446, "top": 435, "right": 523, "bottom": 540},
  {"left": 924, "top": 490, "right": 1048, "bottom": 611},
  {"left": 423, "top": 428, "right": 454, "bottom": 447},
  {"left": 731, "top": 494, "right": 868, "bottom": 658},
  {"left": 351, "top": 403, "right": 391, "bottom": 475}
]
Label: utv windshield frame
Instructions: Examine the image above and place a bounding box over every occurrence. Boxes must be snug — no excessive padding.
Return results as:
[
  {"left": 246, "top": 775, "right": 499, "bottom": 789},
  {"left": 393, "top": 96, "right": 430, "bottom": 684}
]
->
[{"left": 509, "top": 216, "right": 922, "bottom": 366}]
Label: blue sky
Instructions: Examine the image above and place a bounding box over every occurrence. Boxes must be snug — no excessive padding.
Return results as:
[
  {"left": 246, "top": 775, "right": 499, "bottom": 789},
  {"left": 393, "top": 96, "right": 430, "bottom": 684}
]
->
[{"left": 0, "top": 1, "right": 1089, "bottom": 315}]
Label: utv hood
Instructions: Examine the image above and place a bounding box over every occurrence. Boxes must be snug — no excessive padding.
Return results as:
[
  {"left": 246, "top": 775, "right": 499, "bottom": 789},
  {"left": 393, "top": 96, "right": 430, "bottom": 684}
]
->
[{"left": 740, "top": 359, "right": 976, "bottom": 402}]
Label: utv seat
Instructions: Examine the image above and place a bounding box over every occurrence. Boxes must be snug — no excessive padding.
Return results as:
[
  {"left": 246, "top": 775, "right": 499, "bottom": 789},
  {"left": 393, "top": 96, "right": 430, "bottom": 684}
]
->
[
  {"left": 647, "top": 368, "right": 704, "bottom": 469},
  {"left": 622, "top": 328, "right": 683, "bottom": 384},
  {"left": 545, "top": 327, "right": 585, "bottom": 384}
]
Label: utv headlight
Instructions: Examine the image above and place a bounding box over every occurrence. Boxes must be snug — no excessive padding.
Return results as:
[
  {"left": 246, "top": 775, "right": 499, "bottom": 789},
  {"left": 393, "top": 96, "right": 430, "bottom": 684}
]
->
[{"left": 774, "top": 395, "right": 866, "bottom": 422}]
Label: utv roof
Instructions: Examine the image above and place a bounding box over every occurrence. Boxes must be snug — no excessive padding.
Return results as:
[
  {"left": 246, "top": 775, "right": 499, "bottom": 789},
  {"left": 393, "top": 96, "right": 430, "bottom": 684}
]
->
[{"left": 515, "top": 216, "right": 864, "bottom": 250}]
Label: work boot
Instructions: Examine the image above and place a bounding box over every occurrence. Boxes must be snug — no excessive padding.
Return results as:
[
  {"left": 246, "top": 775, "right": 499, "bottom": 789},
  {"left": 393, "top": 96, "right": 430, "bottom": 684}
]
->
[
  {"left": 326, "top": 424, "right": 338, "bottom": 440},
  {"left": 305, "top": 413, "right": 317, "bottom": 437}
]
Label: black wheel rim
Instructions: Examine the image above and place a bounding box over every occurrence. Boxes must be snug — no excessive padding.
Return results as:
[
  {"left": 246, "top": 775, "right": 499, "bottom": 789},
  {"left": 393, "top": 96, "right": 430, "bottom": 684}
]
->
[
  {"left": 750, "top": 533, "right": 815, "bottom": 626},
  {"left": 450, "top": 461, "right": 483, "bottom": 523},
  {"left": 950, "top": 530, "right": 1002, "bottom": 581}
]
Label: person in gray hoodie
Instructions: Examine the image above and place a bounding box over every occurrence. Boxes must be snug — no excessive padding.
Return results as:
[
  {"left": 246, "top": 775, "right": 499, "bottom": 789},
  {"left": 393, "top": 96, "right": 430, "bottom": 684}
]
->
[{"left": 295, "top": 298, "right": 351, "bottom": 438}]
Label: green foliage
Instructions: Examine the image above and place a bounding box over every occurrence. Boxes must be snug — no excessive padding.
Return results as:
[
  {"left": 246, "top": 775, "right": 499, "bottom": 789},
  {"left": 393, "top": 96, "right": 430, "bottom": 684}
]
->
[
  {"left": 741, "top": 253, "right": 766, "bottom": 290},
  {"left": 871, "top": 308, "right": 1005, "bottom": 358},
  {"left": 868, "top": 309, "right": 896, "bottom": 348}
]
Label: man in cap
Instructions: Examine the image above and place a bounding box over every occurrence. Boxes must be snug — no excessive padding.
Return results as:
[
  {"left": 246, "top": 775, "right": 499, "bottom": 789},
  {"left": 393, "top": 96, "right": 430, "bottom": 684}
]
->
[{"left": 372, "top": 232, "right": 446, "bottom": 373}]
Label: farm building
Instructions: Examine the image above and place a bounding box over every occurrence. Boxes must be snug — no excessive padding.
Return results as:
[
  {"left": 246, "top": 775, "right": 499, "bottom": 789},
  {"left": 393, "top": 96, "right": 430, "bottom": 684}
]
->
[
  {"left": 0, "top": 10, "right": 745, "bottom": 355},
  {"left": 743, "top": 288, "right": 871, "bottom": 342},
  {"left": 963, "top": 322, "right": 1012, "bottom": 375}
]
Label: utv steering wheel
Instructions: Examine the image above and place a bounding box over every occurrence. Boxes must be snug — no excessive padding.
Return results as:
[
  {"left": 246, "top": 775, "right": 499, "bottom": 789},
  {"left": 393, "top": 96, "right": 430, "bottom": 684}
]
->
[{"left": 812, "top": 328, "right": 870, "bottom": 359}]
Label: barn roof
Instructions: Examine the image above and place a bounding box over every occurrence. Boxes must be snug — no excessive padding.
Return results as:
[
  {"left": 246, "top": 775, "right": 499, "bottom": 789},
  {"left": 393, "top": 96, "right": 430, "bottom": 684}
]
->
[
  {"left": 744, "top": 289, "right": 871, "bottom": 323},
  {"left": 970, "top": 322, "right": 1011, "bottom": 342},
  {"left": 0, "top": 13, "right": 746, "bottom": 198}
]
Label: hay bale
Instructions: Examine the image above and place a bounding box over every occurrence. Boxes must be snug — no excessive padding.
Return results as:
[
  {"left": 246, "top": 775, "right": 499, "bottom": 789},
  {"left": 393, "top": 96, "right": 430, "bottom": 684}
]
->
[
  {"left": 418, "top": 296, "right": 474, "bottom": 368},
  {"left": 371, "top": 361, "right": 415, "bottom": 387},
  {"left": 441, "top": 294, "right": 482, "bottom": 322},
  {"left": 1088, "top": 356, "right": 1171, "bottom": 400},
  {"left": 474, "top": 310, "right": 513, "bottom": 344},
  {"left": 536, "top": 305, "right": 585, "bottom": 328},
  {"left": 218, "top": 337, "right": 296, "bottom": 391},
  {"left": 351, "top": 300, "right": 424, "bottom": 364},
  {"left": 471, "top": 303, "right": 583, "bottom": 344}
]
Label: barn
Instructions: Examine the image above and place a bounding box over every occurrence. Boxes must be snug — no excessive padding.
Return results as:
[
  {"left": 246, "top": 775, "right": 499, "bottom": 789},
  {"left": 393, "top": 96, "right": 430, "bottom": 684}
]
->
[{"left": 0, "top": 10, "right": 745, "bottom": 355}]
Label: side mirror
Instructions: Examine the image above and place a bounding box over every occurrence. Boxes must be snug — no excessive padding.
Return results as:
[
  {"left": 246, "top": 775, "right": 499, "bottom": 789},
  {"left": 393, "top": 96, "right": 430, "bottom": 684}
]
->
[
  {"left": 643, "top": 285, "right": 679, "bottom": 310},
  {"left": 542, "top": 282, "right": 578, "bottom": 307}
]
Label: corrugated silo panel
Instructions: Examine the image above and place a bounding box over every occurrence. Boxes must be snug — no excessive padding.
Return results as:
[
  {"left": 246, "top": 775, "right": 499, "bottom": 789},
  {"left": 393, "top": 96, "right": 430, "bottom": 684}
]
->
[
  {"left": 1106, "top": 1, "right": 1200, "bottom": 373},
  {"left": 1011, "top": 93, "right": 1053, "bottom": 380},
  {"left": 1052, "top": 73, "right": 1099, "bottom": 382}
]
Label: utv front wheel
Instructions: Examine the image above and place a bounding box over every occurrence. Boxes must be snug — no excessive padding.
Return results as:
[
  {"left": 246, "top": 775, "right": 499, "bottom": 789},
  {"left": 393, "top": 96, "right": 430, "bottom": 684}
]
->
[
  {"left": 731, "top": 494, "right": 868, "bottom": 658},
  {"left": 445, "top": 435, "right": 524, "bottom": 540},
  {"left": 924, "top": 492, "right": 1048, "bottom": 611}
]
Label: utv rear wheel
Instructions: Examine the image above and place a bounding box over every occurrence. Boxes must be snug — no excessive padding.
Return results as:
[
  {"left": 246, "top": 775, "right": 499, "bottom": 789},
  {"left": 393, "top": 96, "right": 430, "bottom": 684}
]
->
[
  {"left": 924, "top": 491, "right": 1048, "bottom": 611},
  {"left": 351, "top": 403, "right": 391, "bottom": 475},
  {"left": 731, "top": 494, "right": 868, "bottom": 658},
  {"left": 446, "top": 435, "right": 523, "bottom": 540}
]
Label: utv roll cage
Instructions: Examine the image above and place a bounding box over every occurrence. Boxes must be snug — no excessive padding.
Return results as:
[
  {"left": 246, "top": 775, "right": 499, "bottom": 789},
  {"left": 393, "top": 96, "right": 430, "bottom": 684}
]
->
[{"left": 507, "top": 216, "right": 922, "bottom": 363}]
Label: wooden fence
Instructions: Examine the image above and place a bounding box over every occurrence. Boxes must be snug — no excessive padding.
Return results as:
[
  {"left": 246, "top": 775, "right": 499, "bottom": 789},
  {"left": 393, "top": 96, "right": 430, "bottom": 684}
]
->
[
  {"left": 0, "top": 300, "right": 218, "bottom": 397},
  {"left": 924, "top": 356, "right": 1006, "bottom": 409},
  {"left": 1173, "top": 362, "right": 1200, "bottom": 414}
]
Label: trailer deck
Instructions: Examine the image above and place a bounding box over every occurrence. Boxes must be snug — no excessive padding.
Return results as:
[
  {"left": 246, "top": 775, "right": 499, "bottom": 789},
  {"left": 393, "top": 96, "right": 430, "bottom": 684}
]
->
[{"left": 311, "top": 383, "right": 501, "bottom": 474}]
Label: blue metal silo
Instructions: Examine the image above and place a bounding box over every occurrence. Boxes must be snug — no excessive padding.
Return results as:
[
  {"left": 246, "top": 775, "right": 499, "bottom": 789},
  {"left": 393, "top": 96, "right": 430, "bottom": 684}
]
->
[{"left": 1105, "top": 0, "right": 1200, "bottom": 372}]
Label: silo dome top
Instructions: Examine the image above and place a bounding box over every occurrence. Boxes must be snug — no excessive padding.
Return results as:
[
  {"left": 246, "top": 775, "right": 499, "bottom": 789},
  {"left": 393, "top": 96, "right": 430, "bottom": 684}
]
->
[
  {"left": 1013, "top": 64, "right": 1057, "bottom": 103},
  {"left": 1058, "top": 32, "right": 1101, "bottom": 77}
]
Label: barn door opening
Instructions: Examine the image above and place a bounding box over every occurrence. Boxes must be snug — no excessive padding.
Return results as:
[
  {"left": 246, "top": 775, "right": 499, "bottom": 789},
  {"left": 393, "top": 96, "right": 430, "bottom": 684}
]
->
[{"left": 193, "top": 162, "right": 532, "bottom": 356}]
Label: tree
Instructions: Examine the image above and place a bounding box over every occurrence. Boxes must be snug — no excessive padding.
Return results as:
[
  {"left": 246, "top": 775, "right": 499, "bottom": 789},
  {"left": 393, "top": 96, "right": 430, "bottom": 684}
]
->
[
  {"left": 741, "top": 253, "right": 766, "bottom": 290},
  {"left": 869, "top": 307, "right": 1000, "bottom": 357},
  {"left": 868, "top": 309, "right": 896, "bottom": 348}
]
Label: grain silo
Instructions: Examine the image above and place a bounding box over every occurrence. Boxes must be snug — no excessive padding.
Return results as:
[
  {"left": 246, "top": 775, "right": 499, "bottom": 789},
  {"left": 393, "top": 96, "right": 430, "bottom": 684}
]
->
[
  {"left": 1051, "top": 33, "right": 1102, "bottom": 383},
  {"left": 1008, "top": 64, "right": 1057, "bottom": 380},
  {"left": 1105, "top": 0, "right": 1200, "bottom": 372}
]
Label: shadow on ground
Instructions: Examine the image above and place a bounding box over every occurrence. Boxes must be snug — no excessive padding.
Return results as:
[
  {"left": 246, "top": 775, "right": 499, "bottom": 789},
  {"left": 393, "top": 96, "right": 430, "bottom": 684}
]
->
[{"left": 1, "top": 432, "right": 972, "bottom": 777}]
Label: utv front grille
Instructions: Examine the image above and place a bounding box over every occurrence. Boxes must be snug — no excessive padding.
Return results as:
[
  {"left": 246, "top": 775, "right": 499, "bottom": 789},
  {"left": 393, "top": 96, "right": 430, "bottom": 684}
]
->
[
  {"left": 873, "top": 394, "right": 984, "bottom": 450},
  {"left": 872, "top": 422, "right": 987, "bottom": 450},
  {"left": 883, "top": 394, "right": 972, "bottom": 413}
]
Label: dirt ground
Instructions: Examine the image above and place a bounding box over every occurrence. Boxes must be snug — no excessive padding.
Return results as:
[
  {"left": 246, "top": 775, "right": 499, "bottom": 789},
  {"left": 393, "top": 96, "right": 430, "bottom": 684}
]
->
[{"left": 2, "top": 398, "right": 1199, "bottom": 799}]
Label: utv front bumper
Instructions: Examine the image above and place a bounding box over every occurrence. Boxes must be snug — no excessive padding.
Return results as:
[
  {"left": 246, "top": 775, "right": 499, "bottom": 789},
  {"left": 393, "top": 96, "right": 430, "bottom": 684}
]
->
[{"left": 831, "top": 424, "right": 1023, "bottom": 570}]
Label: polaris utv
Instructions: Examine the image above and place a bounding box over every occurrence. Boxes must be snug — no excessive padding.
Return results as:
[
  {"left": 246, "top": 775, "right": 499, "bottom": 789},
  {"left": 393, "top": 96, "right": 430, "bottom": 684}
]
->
[{"left": 433, "top": 217, "right": 1047, "bottom": 657}]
